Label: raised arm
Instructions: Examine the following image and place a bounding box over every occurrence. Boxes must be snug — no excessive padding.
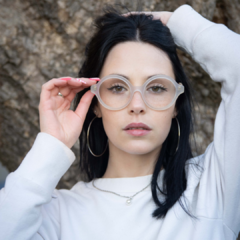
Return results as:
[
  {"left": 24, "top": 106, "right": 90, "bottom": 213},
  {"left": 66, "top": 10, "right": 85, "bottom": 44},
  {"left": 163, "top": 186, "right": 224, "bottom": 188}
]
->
[
  {"left": 0, "top": 76, "right": 97, "bottom": 240},
  {"left": 0, "top": 133, "right": 75, "bottom": 240},
  {"left": 166, "top": 4, "right": 240, "bottom": 236}
]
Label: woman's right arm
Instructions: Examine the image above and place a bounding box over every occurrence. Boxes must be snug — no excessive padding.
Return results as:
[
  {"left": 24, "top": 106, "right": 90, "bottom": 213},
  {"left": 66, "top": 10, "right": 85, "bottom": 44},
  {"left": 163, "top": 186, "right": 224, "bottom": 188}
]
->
[
  {"left": 0, "top": 133, "right": 75, "bottom": 240},
  {"left": 0, "top": 76, "right": 98, "bottom": 240}
]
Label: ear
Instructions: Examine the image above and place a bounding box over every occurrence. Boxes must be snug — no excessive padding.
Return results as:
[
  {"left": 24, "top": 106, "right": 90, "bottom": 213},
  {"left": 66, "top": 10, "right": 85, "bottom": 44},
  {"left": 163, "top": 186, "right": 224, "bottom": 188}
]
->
[
  {"left": 172, "top": 107, "right": 178, "bottom": 118},
  {"left": 93, "top": 103, "right": 102, "bottom": 118}
]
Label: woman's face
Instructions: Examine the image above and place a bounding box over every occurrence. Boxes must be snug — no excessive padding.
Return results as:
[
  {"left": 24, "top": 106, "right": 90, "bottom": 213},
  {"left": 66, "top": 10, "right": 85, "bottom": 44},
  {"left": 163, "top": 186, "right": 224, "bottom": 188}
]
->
[{"left": 94, "top": 41, "right": 177, "bottom": 156}]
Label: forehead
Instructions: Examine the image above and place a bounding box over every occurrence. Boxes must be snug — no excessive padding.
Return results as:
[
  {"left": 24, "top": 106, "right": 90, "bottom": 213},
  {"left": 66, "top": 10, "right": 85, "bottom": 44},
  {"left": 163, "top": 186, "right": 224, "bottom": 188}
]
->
[{"left": 99, "top": 41, "right": 175, "bottom": 81}]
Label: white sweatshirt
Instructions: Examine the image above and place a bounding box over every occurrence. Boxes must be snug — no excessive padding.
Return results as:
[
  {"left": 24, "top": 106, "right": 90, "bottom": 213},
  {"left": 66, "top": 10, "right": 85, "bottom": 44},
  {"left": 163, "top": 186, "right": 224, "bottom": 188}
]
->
[{"left": 1, "top": 4, "right": 240, "bottom": 240}]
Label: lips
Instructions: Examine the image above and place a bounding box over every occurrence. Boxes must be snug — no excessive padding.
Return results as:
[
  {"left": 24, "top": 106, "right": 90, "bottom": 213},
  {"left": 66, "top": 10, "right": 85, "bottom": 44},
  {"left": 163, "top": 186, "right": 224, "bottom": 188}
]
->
[{"left": 123, "top": 122, "right": 151, "bottom": 130}]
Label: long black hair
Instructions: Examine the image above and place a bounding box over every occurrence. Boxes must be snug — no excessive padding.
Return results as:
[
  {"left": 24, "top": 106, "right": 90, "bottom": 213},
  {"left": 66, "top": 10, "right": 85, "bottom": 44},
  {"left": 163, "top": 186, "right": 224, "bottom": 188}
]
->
[{"left": 74, "top": 4, "right": 202, "bottom": 220}]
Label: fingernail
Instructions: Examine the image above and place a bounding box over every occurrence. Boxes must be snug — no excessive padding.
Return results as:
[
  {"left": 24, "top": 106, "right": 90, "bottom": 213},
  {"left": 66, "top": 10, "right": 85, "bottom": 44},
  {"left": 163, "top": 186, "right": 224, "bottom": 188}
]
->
[
  {"left": 60, "top": 77, "right": 72, "bottom": 81},
  {"left": 89, "top": 78, "right": 100, "bottom": 81},
  {"left": 75, "top": 78, "right": 86, "bottom": 84},
  {"left": 80, "top": 79, "right": 86, "bottom": 84}
]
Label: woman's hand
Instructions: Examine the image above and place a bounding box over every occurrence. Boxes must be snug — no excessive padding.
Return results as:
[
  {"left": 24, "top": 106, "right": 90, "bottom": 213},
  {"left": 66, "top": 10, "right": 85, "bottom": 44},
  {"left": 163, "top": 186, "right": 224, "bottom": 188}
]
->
[
  {"left": 122, "top": 11, "right": 173, "bottom": 26},
  {"left": 38, "top": 77, "right": 98, "bottom": 149}
]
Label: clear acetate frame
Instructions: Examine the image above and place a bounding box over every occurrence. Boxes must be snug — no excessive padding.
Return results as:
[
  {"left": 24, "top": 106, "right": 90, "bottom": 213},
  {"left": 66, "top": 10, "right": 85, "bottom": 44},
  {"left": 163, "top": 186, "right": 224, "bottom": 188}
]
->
[{"left": 90, "top": 74, "right": 184, "bottom": 111}]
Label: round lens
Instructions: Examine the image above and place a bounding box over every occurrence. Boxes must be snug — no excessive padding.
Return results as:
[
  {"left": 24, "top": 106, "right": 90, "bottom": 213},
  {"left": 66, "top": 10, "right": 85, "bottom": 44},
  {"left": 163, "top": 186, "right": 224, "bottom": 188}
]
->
[
  {"left": 99, "top": 77, "right": 131, "bottom": 109},
  {"left": 144, "top": 78, "right": 176, "bottom": 109}
]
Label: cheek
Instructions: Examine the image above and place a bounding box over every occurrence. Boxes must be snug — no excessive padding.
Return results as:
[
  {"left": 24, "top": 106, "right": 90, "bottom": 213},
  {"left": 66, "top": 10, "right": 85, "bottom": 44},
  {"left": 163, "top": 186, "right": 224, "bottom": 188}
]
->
[
  {"left": 100, "top": 110, "right": 123, "bottom": 138},
  {"left": 151, "top": 112, "right": 173, "bottom": 141},
  {"left": 148, "top": 105, "right": 176, "bottom": 144}
]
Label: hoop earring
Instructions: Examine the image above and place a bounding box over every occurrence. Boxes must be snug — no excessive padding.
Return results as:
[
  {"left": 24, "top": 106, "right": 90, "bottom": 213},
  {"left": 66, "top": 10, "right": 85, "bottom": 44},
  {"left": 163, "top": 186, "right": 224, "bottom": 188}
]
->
[
  {"left": 87, "top": 115, "right": 108, "bottom": 157},
  {"left": 175, "top": 117, "right": 180, "bottom": 154}
]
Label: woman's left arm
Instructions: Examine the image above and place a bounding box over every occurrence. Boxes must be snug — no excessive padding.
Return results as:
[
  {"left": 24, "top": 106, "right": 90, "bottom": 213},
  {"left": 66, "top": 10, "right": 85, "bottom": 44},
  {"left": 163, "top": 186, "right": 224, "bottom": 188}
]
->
[{"left": 166, "top": 4, "right": 240, "bottom": 236}]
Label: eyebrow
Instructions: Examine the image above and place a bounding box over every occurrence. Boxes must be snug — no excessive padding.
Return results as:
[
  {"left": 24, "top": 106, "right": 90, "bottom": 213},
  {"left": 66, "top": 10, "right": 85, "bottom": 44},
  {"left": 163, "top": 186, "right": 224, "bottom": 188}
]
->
[{"left": 110, "top": 73, "right": 160, "bottom": 80}]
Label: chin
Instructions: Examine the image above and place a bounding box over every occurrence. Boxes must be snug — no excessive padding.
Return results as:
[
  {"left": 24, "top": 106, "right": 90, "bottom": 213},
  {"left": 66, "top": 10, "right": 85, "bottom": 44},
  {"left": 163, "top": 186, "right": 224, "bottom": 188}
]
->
[{"left": 121, "top": 143, "right": 157, "bottom": 155}]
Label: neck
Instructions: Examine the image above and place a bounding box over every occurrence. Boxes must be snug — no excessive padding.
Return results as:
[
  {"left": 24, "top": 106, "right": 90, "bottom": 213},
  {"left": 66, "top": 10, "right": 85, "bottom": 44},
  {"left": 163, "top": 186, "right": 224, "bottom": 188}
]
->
[{"left": 102, "top": 140, "right": 163, "bottom": 178}]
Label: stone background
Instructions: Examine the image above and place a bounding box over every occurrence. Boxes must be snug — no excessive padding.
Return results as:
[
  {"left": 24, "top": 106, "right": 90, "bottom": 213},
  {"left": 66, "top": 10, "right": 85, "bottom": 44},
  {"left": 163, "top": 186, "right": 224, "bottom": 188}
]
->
[{"left": 0, "top": 0, "right": 239, "bottom": 237}]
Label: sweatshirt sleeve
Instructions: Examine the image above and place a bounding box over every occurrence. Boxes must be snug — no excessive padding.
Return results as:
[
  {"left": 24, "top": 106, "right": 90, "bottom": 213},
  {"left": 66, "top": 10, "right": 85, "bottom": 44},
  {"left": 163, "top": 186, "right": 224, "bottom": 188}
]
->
[
  {"left": 0, "top": 132, "right": 76, "bottom": 240},
  {"left": 167, "top": 4, "right": 240, "bottom": 236}
]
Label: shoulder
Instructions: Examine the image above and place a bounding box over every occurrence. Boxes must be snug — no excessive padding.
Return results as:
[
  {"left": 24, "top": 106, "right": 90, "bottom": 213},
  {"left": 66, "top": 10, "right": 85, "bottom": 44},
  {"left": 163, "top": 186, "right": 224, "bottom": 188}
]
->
[
  {"left": 50, "top": 180, "right": 95, "bottom": 203},
  {"left": 184, "top": 141, "right": 214, "bottom": 185}
]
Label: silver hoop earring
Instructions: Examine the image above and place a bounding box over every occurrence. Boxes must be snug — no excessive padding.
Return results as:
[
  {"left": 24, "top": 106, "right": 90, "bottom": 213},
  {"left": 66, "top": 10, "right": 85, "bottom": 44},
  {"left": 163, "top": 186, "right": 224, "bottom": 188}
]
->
[
  {"left": 175, "top": 117, "right": 180, "bottom": 154},
  {"left": 87, "top": 116, "right": 108, "bottom": 157}
]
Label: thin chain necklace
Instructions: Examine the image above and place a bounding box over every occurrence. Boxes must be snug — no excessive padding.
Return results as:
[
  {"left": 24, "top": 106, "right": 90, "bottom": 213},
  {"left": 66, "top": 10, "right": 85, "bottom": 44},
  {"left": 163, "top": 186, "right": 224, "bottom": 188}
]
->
[{"left": 92, "top": 179, "right": 151, "bottom": 206}]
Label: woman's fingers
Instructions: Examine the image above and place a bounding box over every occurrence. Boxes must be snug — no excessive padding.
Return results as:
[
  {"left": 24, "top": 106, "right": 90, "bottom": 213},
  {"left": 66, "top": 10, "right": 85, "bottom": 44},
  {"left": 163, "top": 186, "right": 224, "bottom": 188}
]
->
[
  {"left": 38, "top": 77, "right": 99, "bottom": 148},
  {"left": 59, "top": 87, "right": 83, "bottom": 104},
  {"left": 122, "top": 11, "right": 172, "bottom": 25},
  {"left": 122, "top": 11, "right": 162, "bottom": 22},
  {"left": 40, "top": 78, "right": 67, "bottom": 105},
  {"left": 122, "top": 11, "right": 153, "bottom": 17},
  {"left": 40, "top": 77, "right": 98, "bottom": 102},
  {"left": 56, "top": 77, "right": 98, "bottom": 102},
  {"left": 74, "top": 90, "right": 95, "bottom": 124},
  {"left": 55, "top": 78, "right": 86, "bottom": 98}
]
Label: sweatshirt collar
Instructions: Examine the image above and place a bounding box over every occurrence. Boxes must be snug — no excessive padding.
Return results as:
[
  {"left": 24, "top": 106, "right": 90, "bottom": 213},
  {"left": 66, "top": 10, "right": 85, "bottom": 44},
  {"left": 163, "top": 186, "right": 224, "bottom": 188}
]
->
[{"left": 90, "top": 169, "right": 165, "bottom": 193}]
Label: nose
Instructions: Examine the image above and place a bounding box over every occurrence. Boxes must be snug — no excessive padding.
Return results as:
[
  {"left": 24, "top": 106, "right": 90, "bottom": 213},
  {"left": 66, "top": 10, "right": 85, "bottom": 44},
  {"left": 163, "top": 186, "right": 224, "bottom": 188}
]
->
[{"left": 127, "top": 90, "right": 146, "bottom": 114}]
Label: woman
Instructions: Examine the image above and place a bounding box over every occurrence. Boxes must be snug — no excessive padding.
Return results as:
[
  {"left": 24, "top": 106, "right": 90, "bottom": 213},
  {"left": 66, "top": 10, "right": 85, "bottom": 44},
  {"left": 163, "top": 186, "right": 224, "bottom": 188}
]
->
[{"left": 0, "top": 4, "right": 240, "bottom": 240}]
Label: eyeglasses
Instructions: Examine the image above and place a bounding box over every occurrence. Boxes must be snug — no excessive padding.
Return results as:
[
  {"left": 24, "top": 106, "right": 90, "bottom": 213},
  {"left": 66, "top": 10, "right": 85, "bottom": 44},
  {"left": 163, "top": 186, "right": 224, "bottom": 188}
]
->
[{"left": 90, "top": 74, "right": 184, "bottom": 111}]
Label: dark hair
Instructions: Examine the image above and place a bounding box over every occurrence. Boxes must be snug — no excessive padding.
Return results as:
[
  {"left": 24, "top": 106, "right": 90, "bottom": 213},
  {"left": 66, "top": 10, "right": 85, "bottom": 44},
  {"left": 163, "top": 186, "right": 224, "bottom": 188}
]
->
[{"left": 74, "top": 4, "right": 202, "bottom": 220}]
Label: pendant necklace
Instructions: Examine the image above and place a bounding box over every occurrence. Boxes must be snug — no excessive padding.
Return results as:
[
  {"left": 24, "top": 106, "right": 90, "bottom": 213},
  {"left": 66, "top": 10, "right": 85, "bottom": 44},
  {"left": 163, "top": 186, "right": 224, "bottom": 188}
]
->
[{"left": 92, "top": 179, "right": 151, "bottom": 205}]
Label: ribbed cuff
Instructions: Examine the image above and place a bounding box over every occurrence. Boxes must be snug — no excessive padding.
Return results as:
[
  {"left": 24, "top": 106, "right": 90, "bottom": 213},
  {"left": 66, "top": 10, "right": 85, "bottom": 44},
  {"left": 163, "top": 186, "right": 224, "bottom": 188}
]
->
[
  {"left": 16, "top": 132, "right": 76, "bottom": 191},
  {"left": 166, "top": 4, "right": 215, "bottom": 56}
]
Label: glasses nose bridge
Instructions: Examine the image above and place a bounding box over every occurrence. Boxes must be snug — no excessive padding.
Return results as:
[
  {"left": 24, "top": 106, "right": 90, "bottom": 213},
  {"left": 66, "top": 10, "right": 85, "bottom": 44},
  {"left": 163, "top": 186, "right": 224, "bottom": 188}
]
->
[
  {"left": 127, "top": 86, "right": 147, "bottom": 109},
  {"left": 131, "top": 85, "right": 145, "bottom": 100}
]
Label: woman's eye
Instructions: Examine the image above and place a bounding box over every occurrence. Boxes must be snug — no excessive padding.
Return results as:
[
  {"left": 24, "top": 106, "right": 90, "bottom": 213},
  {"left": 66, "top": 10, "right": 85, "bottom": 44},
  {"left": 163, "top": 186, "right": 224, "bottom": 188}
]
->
[
  {"left": 148, "top": 85, "right": 167, "bottom": 93},
  {"left": 107, "top": 85, "right": 127, "bottom": 93}
]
